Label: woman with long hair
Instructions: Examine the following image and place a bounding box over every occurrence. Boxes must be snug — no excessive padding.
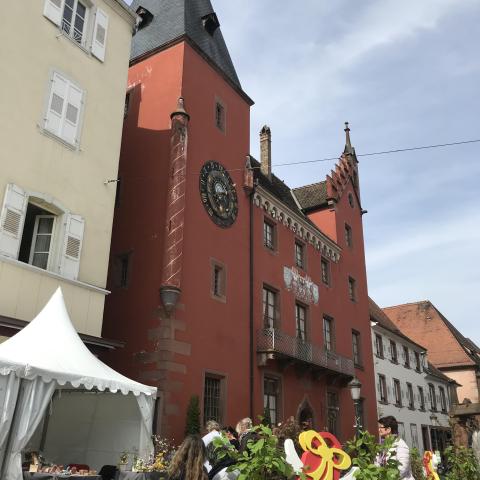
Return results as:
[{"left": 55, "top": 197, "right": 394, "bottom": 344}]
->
[{"left": 168, "top": 435, "right": 208, "bottom": 480}]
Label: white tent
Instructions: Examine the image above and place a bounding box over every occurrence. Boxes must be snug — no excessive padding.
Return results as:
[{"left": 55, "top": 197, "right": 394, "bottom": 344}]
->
[{"left": 0, "top": 288, "right": 157, "bottom": 480}]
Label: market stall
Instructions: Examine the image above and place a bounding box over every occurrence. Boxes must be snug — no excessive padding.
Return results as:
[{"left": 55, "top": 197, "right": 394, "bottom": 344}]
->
[{"left": 0, "top": 288, "right": 157, "bottom": 480}]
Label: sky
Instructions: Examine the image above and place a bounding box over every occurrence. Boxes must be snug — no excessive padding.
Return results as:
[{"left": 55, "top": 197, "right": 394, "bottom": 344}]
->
[{"left": 127, "top": 1, "right": 480, "bottom": 346}]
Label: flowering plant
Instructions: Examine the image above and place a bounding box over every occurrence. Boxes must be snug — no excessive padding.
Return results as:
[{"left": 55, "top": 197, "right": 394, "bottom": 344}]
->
[{"left": 132, "top": 437, "right": 176, "bottom": 472}]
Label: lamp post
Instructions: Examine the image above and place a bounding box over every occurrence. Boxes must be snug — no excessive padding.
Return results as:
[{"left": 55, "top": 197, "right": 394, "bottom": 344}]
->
[{"left": 348, "top": 377, "right": 362, "bottom": 437}]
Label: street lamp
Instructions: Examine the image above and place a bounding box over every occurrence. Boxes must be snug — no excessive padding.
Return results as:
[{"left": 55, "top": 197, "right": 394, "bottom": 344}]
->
[{"left": 348, "top": 377, "right": 362, "bottom": 436}]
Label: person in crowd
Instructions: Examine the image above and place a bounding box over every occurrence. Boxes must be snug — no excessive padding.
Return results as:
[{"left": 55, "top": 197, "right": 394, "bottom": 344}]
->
[
  {"left": 236, "top": 417, "right": 257, "bottom": 453},
  {"left": 167, "top": 435, "right": 208, "bottom": 480},
  {"left": 376, "top": 416, "right": 414, "bottom": 480},
  {"left": 202, "top": 420, "right": 222, "bottom": 471},
  {"left": 224, "top": 426, "right": 240, "bottom": 450}
]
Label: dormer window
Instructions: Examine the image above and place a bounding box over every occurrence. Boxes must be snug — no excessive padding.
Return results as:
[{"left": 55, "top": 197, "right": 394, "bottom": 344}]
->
[
  {"left": 136, "top": 6, "right": 154, "bottom": 30},
  {"left": 202, "top": 12, "right": 220, "bottom": 36}
]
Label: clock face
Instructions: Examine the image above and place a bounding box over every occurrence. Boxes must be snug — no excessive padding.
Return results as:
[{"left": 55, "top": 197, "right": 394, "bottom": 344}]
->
[{"left": 199, "top": 161, "right": 238, "bottom": 227}]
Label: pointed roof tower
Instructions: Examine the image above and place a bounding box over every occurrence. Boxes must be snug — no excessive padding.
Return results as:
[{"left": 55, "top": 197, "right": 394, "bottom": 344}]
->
[{"left": 131, "top": 0, "right": 241, "bottom": 89}]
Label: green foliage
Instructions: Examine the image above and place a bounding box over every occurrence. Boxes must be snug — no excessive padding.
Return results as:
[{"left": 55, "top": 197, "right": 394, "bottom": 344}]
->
[
  {"left": 409, "top": 448, "right": 425, "bottom": 480},
  {"left": 184, "top": 395, "right": 201, "bottom": 435},
  {"left": 218, "top": 423, "right": 295, "bottom": 480},
  {"left": 345, "top": 431, "right": 400, "bottom": 480},
  {"left": 444, "top": 445, "right": 480, "bottom": 480},
  {"left": 262, "top": 407, "right": 272, "bottom": 427}
]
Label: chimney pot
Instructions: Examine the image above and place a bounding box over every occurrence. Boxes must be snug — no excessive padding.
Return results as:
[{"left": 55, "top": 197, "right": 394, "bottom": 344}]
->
[{"left": 260, "top": 125, "right": 272, "bottom": 180}]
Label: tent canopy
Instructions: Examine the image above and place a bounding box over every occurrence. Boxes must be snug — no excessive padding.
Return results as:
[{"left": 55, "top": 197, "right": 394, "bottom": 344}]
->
[{"left": 0, "top": 288, "right": 156, "bottom": 397}]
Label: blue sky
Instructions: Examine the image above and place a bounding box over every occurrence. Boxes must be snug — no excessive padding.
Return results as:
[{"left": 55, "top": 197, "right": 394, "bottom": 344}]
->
[{"left": 128, "top": 1, "right": 480, "bottom": 346}]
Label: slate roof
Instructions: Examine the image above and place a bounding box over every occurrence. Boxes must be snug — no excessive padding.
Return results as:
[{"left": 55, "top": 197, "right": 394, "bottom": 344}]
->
[
  {"left": 130, "top": 0, "right": 241, "bottom": 89},
  {"left": 250, "top": 158, "right": 304, "bottom": 216},
  {"left": 369, "top": 297, "right": 427, "bottom": 351},
  {"left": 292, "top": 181, "right": 328, "bottom": 211}
]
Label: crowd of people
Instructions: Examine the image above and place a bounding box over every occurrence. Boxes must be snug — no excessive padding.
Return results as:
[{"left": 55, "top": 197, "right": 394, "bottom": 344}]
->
[{"left": 165, "top": 415, "right": 419, "bottom": 480}]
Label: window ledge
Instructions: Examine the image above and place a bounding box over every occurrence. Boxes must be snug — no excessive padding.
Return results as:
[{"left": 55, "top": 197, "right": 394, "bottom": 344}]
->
[
  {"left": 0, "top": 254, "right": 109, "bottom": 295},
  {"left": 57, "top": 30, "right": 92, "bottom": 58},
  {"left": 38, "top": 125, "right": 79, "bottom": 151}
]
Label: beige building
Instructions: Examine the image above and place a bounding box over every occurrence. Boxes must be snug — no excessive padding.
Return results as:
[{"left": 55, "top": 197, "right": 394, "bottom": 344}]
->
[{"left": 0, "top": 0, "right": 136, "bottom": 342}]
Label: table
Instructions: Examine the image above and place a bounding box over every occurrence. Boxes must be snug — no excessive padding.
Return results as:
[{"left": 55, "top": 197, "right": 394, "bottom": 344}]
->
[
  {"left": 23, "top": 474, "right": 101, "bottom": 480},
  {"left": 116, "top": 473, "right": 166, "bottom": 480}
]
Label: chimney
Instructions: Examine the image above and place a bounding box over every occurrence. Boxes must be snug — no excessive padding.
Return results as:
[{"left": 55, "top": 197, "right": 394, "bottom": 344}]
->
[{"left": 260, "top": 125, "right": 272, "bottom": 181}]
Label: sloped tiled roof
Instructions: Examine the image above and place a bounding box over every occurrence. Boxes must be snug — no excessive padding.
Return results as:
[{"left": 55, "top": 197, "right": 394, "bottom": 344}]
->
[
  {"left": 426, "top": 361, "right": 458, "bottom": 384},
  {"left": 130, "top": 0, "right": 241, "bottom": 89},
  {"left": 292, "top": 181, "right": 328, "bottom": 211},
  {"left": 369, "top": 297, "right": 427, "bottom": 350}
]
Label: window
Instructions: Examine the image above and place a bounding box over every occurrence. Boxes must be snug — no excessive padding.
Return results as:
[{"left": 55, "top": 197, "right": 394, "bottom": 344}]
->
[
  {"left": 203, "top": 375, "right": 223, "bottom": 423},
  {"left": 264, "top": 376, "right": 280, "bottom": 425},
  {"left": 344, "top": 224, "right": 353, "bottom": 247},
  {"left": 352, "top": 330, "right": 362, "bottom": 366},
  {"left": 407, "top": 383, "right": 414, "bottom": 409},
  {"left": 0, "top": 184, "right": 84, "bottom": 280},
  {"left": 44, "top": 71, "right": 84, "bottom": 147},
  {"left": 211, "top": 260, "right": 226, "bottom": 301},
  {"left": 61, "top": 0, "right": 88, "bottom": 44},
  {"left": 393, "top": 379, "right": 402, "bottom": 406},
  {"left": 114, "top": 252, "right": 131, "bottom": 288},
  {"left": 124, "top": 92, "right": 131, "bottom": 119},
  {"left": 215, "top": 100, "right": 225, "bottom": 132},
  {"left": 418, "top": 386, "right": 426, "bottom": 411},
  {"left": 390, "top": 340, "right": 398, "bottom": 364},
  {"left": 43, "top": 0, "right": 108, "bottom": 61},
  {"left": 398, "top": 422, "right": 406, "bottom": 441},
  {"left": 429, "top": 384, "right": 437, "bottom": 411},
  {"left": 410, "top": 424, "right": 419, "bottom": 449},
  {"left": 321, "top": 257, "right": 330, "bottom": 285},
  {"left": 348, "top": 276, "right": 356, "bottom": 301},
  {"left": 323, "top": 316, "right": 334, "bottom": 352},
  {"left": 295, "top": 241, "right": 305, "bottom": 269},
  {"left": 439, "top": 387, "right": 447, "bottom": 413},
  {"left": 263, "top": 286, "right": 277, "bottom": 328},
  {"left": 378, "top": 374, "right": 388, "bottom": 403},
  {"left": 327, "top": 391, "right": 339, "bottom": 436},
  {"left": 348, "top": 193, "right": 354, "bottom": 208},
  {"left": 403, "top": 345, "right": 410, "bottom": 368},
  {"left": 375, "top": 334, "right": 384, "bottom": 358},
  {"left": 414, "top": 352, "right": 422, "bottom": 372},
  {"left": 296, "top": 304, "right": 307, "bottom": 341},
  {"left": 263, "top": 220, "right": 275, "bottom": 250}
]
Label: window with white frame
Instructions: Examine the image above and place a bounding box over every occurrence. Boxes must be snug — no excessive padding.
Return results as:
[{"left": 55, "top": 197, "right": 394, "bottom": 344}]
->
[
  {"left": 43, "top": 0, "right": 109, "bottom": 61},
  {"left": 418, "top": 386, "right": 426, "bottom": 411},
  {"left": 378, "top": 374, "right": 388, "bottom": 403},
  {"left": 44, "top": 71, "right": 84, "bottom": 147},
  {"left": 439, "top": 386, "right": 448, "bottom": 413},
  {"left": 296, "top": 303, "right": 307, "bottom": 341},
  {"left": 264, "top": 376, "right": 280, "bottom": 425},
  {"left": 410, "top": 424, "right": 419, "bottom": 449},
  {"left": 323, "top": 316, "right": 334, "bottom": 352},
  {"left": 263, "top": 286, "right": 277, "bottom": 328},
  {"left": 0, "top": 184, "right": 84, "bottom": 280}
]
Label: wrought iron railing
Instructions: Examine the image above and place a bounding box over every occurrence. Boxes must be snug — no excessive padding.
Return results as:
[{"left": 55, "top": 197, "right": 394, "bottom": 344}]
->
[{"left": 257, "top": 328, "right": 354, "bottom": 376}]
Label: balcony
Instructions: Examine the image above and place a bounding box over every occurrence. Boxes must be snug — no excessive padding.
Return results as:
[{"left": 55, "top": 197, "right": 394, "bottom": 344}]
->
[{"left": 257, "top": 328, "right": 354, "bottom": 378}]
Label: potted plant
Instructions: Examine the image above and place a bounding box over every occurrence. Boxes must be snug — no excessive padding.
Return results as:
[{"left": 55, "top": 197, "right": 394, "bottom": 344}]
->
[{"left": 118, "top": 451, "right": 129, "bottom": 472}]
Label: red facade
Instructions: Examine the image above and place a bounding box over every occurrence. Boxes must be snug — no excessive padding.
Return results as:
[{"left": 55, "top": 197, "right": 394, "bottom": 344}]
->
[{"left": 103, "top": 6, "right": 377, "bottom": 443}]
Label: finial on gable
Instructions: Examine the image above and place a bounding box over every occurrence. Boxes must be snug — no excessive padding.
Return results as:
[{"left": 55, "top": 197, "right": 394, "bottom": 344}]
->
[{"left": 344, "top": 121, "right": 353, "bottom": 154}]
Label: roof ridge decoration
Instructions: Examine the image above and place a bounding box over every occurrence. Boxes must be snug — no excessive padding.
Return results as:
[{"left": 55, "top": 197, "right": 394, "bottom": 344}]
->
[{"left": 325, "top": 122, "right": 360, "bottom": 205}]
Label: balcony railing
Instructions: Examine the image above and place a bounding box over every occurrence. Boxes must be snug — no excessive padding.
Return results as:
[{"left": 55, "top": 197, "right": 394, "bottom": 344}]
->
[{"left": 257, "top": 328, "right": 354, "bottom": 377}]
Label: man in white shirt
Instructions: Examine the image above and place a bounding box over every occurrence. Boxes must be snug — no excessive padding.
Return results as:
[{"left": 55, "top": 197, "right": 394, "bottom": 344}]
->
[{"left": 377, "top": 416, "right": 415, "bottom": 480}]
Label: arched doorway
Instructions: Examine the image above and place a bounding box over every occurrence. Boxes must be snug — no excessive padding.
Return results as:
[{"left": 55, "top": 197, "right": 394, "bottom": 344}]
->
[{"left": 297, "top": 398, "right": 315, "bottom": 430}]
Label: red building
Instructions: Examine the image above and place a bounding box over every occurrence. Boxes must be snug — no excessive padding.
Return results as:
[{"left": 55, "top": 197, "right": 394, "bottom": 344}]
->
[{"left": 102, "top": 0, "right": 377, "bottom": 442}]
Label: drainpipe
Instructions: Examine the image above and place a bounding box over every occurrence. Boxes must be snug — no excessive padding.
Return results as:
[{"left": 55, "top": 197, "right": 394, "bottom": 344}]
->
[{"left": 244, "top": 156, "right": 255, "bottom": 419}]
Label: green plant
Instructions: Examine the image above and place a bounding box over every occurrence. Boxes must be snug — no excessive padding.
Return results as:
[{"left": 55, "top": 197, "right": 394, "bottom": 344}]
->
[
  {"left": 262, "top": 407, "right": 272, "bottom": 427},
  {"left": 410, "top": 448, "right": 426, "bottom": 480},
  {"left": 345, "top": 430, "right": 400, "bottom": 480},
  {"left": 184, "top": 395, "right": 201, "bottom": 435},
  {"left": 214, "top": 423, "right": 294, "bottom": 480},
  {"left": 444, "top": 445, "right": 480, "bottom": 480},
  {"left": 119, "top": 451, "right": 128, "bottom": 464}
]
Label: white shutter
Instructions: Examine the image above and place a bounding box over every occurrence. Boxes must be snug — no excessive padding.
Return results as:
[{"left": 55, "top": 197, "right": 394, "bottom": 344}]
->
[
  {"left": 59, "top": 213, "right": 84, "bottom": 280},
  {"left": 45, "top": 72, "right": 68, "bottom": 137},
  {"left": 61, "top": 82, "right": 83, "bottom": 145},
  {"left": 91, "top": 8, "right": 109, "bottom": 62},
  {"left": 0, "top": 184, "right": 28, "bottom": 259},
  {"left": 43, "top": 0, "right": 64, "bottom": 26}
]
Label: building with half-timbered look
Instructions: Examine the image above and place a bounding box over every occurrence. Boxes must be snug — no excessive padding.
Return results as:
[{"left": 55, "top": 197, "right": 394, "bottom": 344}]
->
[
  {"left": 102, "top": 0, "right": 378, "bottom": 441},
  {"left": 0, "top": 0, "right": 136, "bottom": 350}
]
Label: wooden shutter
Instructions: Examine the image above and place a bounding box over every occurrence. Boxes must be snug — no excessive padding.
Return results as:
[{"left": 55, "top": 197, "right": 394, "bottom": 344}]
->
[
  {"left": 59, "top": 213, "right": 84, "bottom": 280},
  {"left": 0, "top": 184, "right": 28, "bottom": 259},
  {"left": 45, "top": 72, "right": 68, "bottom": 137},
  {"left": 62, "top": 82, "right": 83, "bottom": 145},
  {"left": 91, "top": 8, "right": 109, "bottom": 62},
  {"left": 43, "top": 0, "right": 64, "bottom": 26}
]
